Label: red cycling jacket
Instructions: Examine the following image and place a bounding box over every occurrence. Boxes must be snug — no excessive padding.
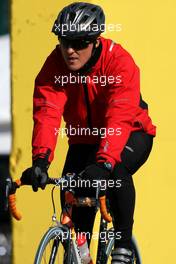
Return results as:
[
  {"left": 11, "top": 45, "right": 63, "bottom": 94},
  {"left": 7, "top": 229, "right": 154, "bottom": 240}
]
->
[{"left": 32, "top": 36, "right": 156, "bottom": 168}]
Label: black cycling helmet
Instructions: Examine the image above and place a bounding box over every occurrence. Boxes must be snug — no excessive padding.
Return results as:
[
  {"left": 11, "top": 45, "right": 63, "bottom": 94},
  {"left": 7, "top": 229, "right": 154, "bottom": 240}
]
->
[{"left": 52, "top": 2, "right": 105, "bottom": 40}]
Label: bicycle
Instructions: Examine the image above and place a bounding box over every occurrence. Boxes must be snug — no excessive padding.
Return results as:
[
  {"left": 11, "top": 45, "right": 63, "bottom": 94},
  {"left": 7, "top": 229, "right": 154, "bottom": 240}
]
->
[{"left": 5, "top": 173, "right": 142, "bottom": 264}]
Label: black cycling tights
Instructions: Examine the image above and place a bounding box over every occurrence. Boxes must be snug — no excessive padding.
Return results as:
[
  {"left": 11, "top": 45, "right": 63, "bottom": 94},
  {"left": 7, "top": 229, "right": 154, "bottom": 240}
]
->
[{"left": 61, "top": 131, "right": 154, "bottom": 249}]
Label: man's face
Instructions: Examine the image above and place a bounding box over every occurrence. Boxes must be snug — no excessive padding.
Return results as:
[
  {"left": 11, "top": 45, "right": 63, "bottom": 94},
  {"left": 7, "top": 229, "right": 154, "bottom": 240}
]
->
[{"left": 60, "top": 38, "right": 95, "bottom": 71}]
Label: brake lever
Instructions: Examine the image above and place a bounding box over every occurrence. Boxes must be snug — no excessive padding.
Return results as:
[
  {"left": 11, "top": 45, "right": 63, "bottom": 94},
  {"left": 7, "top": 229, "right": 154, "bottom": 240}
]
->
[{"left": 4, "top": 178, "right": 13, "bottom": 211}]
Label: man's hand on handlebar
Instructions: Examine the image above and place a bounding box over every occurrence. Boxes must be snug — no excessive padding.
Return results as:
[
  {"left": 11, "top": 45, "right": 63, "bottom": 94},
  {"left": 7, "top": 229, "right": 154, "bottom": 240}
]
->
[
  {"left": 21, "top": 157, "right": 49, "bottom": 192},
  {"left": 80, "top": 162, "right": 112, "bottom": 197}
]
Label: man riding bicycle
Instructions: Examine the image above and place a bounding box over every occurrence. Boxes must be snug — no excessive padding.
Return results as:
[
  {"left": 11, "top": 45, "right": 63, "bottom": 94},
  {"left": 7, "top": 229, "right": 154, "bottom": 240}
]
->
[{"left": 22, "top": 2, "right": 156, "bottom": 263}]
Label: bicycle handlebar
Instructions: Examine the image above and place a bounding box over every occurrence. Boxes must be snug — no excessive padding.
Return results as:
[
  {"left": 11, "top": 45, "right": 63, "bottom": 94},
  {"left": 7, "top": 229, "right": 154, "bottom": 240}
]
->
[
  {"left": 7, "top": 176, "right": 112, "bottom": 223},
  {"left": 8, "top": 179, "right": 22, "bottom": 220}
]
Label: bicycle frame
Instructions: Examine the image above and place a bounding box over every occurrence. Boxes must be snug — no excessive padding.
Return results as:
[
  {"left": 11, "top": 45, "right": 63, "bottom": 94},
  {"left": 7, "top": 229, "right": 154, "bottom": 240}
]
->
[{"left": 56, "top": 188, "right": 96, "bottom": 263}]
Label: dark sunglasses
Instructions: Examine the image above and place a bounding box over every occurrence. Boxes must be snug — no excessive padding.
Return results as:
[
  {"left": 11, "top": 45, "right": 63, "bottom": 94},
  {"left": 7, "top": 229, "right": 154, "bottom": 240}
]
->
[{"left": 59, "top": 38, "right": 94, "bottom": 50}]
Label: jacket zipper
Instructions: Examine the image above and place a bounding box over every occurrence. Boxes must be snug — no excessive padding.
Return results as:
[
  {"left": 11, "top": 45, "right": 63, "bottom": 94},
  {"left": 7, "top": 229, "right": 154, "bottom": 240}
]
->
[{"left": 82, "top": 83, "right": 92, "bottom": 130}]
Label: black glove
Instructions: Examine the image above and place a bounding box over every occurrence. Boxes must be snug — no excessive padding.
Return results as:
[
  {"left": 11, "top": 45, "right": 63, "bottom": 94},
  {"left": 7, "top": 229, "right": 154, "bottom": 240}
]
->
[
  {"left": 80, "top": 162, "right": 112, "bottom": 196},
  {"left": 21, "top": 158, "right": 49, "bottom": 192}
]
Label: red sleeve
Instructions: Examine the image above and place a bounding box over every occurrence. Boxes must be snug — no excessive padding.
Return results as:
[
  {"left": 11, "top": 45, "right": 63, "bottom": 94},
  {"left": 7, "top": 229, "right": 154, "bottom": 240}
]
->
[
  {"left": 32, "top": 56, "right": 67, "bottom": 163},
  {"left": 96, "top": 51, "right": 140, "bottom": 168}
]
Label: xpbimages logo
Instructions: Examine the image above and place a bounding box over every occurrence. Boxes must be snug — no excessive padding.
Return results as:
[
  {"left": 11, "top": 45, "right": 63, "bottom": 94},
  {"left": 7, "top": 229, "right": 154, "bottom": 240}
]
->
[
  {"left": 54, "top": 73, "right": 122, "bottom": 87},
  {"left": 54, "top": 177, "right": 122, "bottom": 191},
  {"left": 53, "top": 22, "right": 122, "bottom": 36},
  {"left": 54, "top": 125, "right": 122, "bottom": 138},
  {"left": 54, "top": 230, "right": 122, "bottom": 243}
]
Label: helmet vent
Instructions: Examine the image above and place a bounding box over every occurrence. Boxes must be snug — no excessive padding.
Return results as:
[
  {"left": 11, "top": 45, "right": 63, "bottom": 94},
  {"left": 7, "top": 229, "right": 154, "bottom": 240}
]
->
[
  {"left": 79, "top": 5, "right": 87, "bottom": 10},
  {"left": 92, "top": 18, "right": 97, "bottom": 25},
  {"left": 81, "top": 15, "right": 89, "bottom": 23},
  {"left": 91, "top": 7, "right": 97, "bottom": 12},
  {"left": 70, "top": 12, "right": 76, "bottom": 22}
]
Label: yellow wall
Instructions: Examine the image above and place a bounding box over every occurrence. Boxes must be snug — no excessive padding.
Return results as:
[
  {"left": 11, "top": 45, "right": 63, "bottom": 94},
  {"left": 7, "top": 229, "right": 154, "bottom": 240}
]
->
[{"left": 11, "top": 0, "right": 176, "bottom": 263}]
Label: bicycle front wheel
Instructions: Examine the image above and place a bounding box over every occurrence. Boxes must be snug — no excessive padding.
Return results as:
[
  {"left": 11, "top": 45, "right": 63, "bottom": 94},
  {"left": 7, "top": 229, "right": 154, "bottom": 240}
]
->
[{"left": 34, "top": 226, "right": 71, "bottom": 264}]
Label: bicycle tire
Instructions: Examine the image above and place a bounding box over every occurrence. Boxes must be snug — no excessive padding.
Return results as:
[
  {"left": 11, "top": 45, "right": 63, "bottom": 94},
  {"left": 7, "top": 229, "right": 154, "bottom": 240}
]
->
[
  {"left": 34, "top": 226, "right": 72, "bottom": 264},
  {"left": 105, "top": 230, "right": 142, "bottom": 264},
  {"left": 131, "top": 236, "right": 142, "bottom": 264}
]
